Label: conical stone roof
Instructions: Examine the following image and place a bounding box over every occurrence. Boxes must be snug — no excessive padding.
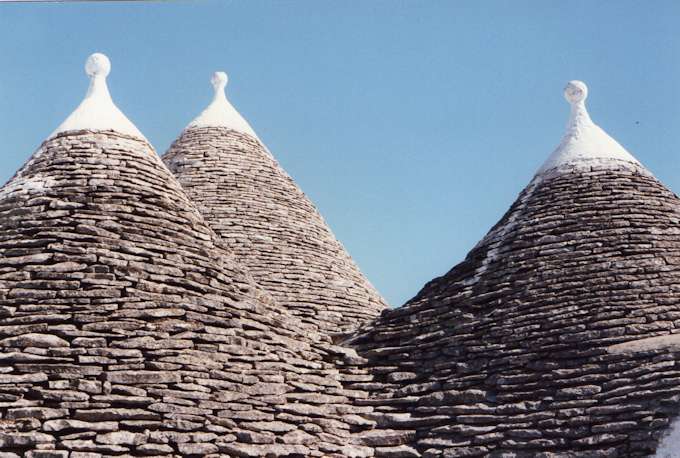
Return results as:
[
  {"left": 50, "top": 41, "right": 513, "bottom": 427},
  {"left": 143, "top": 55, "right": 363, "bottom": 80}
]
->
[
  {"left": 347, "top": 81, "right": 680, "bottom": 457},
  {"left": 162, "top": 73, "right": 388, "bottom": 335},
  {"left": 0, "top": 54, "right": 375, "bottom": 457}
]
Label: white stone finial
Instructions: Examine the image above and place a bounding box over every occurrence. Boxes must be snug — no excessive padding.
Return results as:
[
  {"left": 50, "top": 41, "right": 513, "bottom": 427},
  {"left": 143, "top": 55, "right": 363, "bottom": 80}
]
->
[
  {"left": 536, "top": 80, "right": 640, "bottom": 174},
  {"left": 564, "top": 80, "right": 587, "bottom": 104},
  {"left": 85, "top": 53, "right": 111, "bottom": 78},
  {"left": 186, "top": 71, "right": 258, "bottom": 138},
  {"left": 211, "top": 71, "right": 228, "bottom": 93},
  {"left": 49, "top": 53, "right": 145, "bottom": 140}
]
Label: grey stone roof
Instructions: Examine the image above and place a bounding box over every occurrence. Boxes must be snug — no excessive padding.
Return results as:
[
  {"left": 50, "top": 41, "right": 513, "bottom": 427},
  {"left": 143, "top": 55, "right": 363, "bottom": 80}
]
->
[
  {"left": 348, "top": 160, "right": 680, "bottom": 456},
  {"left": 3, "top": 61, "right": 680, "bottom": 458},
  {"left": 163, "top": 127, "right": 387, "bottom": 334},
  {"left": 0, "top": 130, "right": 376, "bottom": 457}
]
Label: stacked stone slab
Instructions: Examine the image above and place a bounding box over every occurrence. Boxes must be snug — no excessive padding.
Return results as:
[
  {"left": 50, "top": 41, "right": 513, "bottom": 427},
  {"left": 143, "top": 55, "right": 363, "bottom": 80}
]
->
[
  {"left": 162, "top": 73, "right": 387, "bottom": 335},
  {"left": 346, "top": 82, "right": 680, "bottom": 457},
  {"left": 7, "top": 56, "right": 680, "bottom": 458},
  {"left": 0, "top": 55, "right": 377, "bottom": 457}
]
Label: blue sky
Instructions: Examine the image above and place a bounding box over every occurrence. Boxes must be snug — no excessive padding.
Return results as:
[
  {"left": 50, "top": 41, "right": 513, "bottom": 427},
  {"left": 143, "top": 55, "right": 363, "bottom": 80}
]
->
[{"left": 1, "top": 1, "right": 679, "bottom": 307}]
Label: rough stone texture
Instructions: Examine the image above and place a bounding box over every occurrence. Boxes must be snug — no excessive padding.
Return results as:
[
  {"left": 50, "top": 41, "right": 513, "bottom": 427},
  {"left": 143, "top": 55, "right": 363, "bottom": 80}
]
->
[
  {"left": 350, "top": 161, "right": 680, "bottom": 457},
  {"left": 0, "top": 130, "right": 375, "bottom": 457},
  {"left": 5, "top": 112, "right": 680, "bottom": 457},
  {"left": 163, "top": 127, "right": 387, "bottom": 334}
]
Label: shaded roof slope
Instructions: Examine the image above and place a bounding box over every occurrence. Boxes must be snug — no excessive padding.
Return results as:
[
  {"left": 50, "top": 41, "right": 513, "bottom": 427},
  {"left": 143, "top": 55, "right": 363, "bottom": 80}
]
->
[
  {"left": 0, "top": 54, "right": 375, "bottom": 458},
  {"left": 162, "top": 73, "right": 387, "bottom": 334},
  {"left": 347, "top": 81, "right": 680, "bottom": 457}
]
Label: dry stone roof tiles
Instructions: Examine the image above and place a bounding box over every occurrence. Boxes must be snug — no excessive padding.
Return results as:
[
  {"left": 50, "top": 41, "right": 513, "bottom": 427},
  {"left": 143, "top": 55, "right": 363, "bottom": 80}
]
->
[
  {"left": 2, "top": 54, "right": 680, "bottom": 458},
  {"left": 347, "top": 83, "right": 680, "bottom": 457},
  {"left": 162, "top": 76, "right": 387, "bottom": 334},
  {"left": 0, "top": 55, "right": 378, "bottom": 457},
  {"left": 0, "top": 129, "right": 378, "bottom": 458}
]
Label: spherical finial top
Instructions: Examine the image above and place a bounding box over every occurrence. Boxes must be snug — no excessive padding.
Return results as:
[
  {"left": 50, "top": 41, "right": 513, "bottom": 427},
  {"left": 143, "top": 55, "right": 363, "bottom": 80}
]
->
[
  {"left": 211, "top": 71, "right": 228, "bottom": 93},
  {"left": 85, "top": 53, "right": 111, "bottom": 78},
  {"left": 564, "top": 80, "right": 588, "bottom": 104}
]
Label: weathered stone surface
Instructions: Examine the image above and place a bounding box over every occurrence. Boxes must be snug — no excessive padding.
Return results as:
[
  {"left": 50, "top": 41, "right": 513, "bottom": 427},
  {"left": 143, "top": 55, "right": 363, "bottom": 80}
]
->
[
  {"left": 0, "top": 334, "right": 69, "bottom": 348},
  {"left": 18, "top": 67, "right": 680, "bottom": 458},
  {"left": 0, "top": 432, "right": 54, "bottom": 448},
  {"left": 281, "top": 429, "right": 316, "bottom": 445},
  {"left": 218, "top": 442, "right": 311, "bottom": 457},
  {"left": 95, "top": 431, "right": 146, "bottom": 446},
  {"left": 177, "top": 442, "right": 219, "bottom": 455},
  {"left": 0, "top": 129, "right": 377, "bottom": 456},
  {"left": 163, "top": 127, "right": 387, "bottom": 334},
  {"left": 350, "top": 162, "right": 680, "bottom": 456},
  {"left": 0, "top": 373, "right": 47, "bottom": 384},
  {"left": 357, "top": 430, "right": 416, "bottom": 447},
  {"left": 43, "top": 420, "right": 118, "bottom": 432},
  {"left": 73, "top": 409, "right": 158, "bottom": 422},
  {"left": 6, "top": 408, "right": 67, "bottom": 420},
  {"left": 104, "top": 371, "right": 181, "bottom": 385},
  {"left": 375, "top": 445, "right": 421, "bottom": 458},
  {"left": 136, "top": 443, "right": 173, "bottom": 454},
  {"left": 25, "top": 452, "right": 69, "bottom": 458}
]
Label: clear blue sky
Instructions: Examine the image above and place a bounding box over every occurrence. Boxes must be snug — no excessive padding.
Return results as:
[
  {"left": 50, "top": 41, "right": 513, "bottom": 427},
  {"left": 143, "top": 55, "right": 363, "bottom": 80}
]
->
[{"left": 1, "top": 1, "right": 679, "bottom": 307}]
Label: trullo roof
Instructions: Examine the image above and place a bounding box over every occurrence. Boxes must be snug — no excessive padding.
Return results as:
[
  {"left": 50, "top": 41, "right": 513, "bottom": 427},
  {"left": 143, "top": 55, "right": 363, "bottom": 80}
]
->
[
  {"left": 0, "top": 54, "right": 376, "bottom": 458},
  {"left": 162, "top": 72, "right": 388, "bottom": 334},
  {"left": 348, "top": 81, "right": 680, "bottom": 457}
]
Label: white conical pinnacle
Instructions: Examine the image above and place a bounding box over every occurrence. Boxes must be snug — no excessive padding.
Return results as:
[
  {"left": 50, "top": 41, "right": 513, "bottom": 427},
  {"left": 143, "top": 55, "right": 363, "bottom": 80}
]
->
[
  {"left": 51, "top": 52, "right": 145, "bottom": 140},
  {"left": 186, "top": 71, "right": 258, "bottom": 139},
  {"left": 537, "top": 80, "right": 640, "bottom": 174}
]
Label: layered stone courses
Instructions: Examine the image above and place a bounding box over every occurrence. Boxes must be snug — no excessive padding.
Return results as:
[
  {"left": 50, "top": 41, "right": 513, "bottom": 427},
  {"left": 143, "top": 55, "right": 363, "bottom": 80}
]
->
[
  {"left": 0, "top": 130, "right": 377, "bottom": 457},
  {"left": 348, "top": 161, "right": 680, "bottom": 456},
  {"left": 5, "top": 133, "right": 680, "bottom": 457},
  {"left": 163, "top": 127, "right": 387, "bottom": 334},
  {"left": 4, "top": 62, "right": 680, "bottom": 458}
]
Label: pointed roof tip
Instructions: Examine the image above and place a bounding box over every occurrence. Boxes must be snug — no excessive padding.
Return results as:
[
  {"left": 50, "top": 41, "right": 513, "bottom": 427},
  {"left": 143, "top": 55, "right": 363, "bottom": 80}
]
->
[
  {"left": 536, "top": 80, "right": 642, "bottom": 176},
  {"left": 50, "top": 53, "right": 146, "bottom": 141},
  {"left": 185, "top": 71, "right": 259, "bottom": 139}
]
